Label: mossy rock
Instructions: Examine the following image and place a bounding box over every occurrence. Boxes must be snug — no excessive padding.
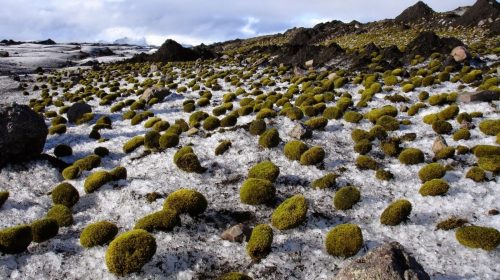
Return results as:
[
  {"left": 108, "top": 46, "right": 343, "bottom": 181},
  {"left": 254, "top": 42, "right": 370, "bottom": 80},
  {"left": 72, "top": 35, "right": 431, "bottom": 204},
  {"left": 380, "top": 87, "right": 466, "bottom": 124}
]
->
[
  {"left": 418, "top": 163, "right": 446, "bottom": 183},
  {"left": 380, "top": 199, "right": 412, "bottom": 226},
  {"left": 80, "top": 221, "right": 118, "bottom": 248},
  {"left": 73, "top": 154, "right": 101, "bottom": 171},
  {"left": 398, "top": 148, "right": 424, "bottom": 165},
  {"left": 240, "top": 178, "right": 275, "bottom": 205},
  {"left": 473, "top": 145, "right": 500, "bottom": 158},
  {"left": 375, "top": 169, "right": 394, "bottom": 181},
  {"left": 163, "top": 189, "right": 207, "bottom": 216},
  {"left": 62, "top": 165, "right": 81, "bottom": 180},
  {"left": 333, "top": 186, "right": 361, "bottom": 210},
  {"left": 249, "top": 119, "right": 267, "bottom": 136},
  {"left": 246, "top": 224, "right": 273, "bottom": 261},
  {"left": 221, "top": 115, "right": 237, "bottom": 127},
  {"left": 456, "top": 226, "right": 500, "bottom": 251},
  {"left": 258, "top": 128, "right": 280, "bottom": 148},
  {"left": 354, "top": 139, "right": 372, "bottom": 155},
  {"left": 465, "top": 167, "right": 486, "bottom": 182},
  {"left": 31, "top": 218, "right": 58, "bottom": 243},
  {"left": 478, "top": 119, "right": 500, "bottom": 136},
  {"left": 300, "top": 146, "right": 325, "bottom": 166},
  {"left": 46, "top": 204, "right": 73, "bottom": 227},
  {"left": 432, "top": 120, "right": 453, "bottom": 135},
  {"left": 355, "top": 155, "right": 378, "bottom": 170},
  {"left": 134, "top": 209, "right": 180, "bottom": 232},
  {"left": 217, "top": 272, "right": 253, "bottom": 280},
  {"left": 123, "top": 136, "right": 145, "bottom": 153},
  {"left": 436, "top": 217, "right": 468, "bottom": 231},
  {"left": 311, "top": 173, "right": 337, "bottom": 189},
  {"left": 52, "top": 182, "right": 79, "bottom": 207},
  {"left": 271, "top": 194, "right": 307, "bottom": 230},
  {"left": 48, "top": 124, "right": 67, "bottom": 135},
  {"left": 419, "top": 179, "right": 449, "bottom": 196},
  {"left": 304, "top": 117, "right": 328, "bottom": 130},
  {"left": 203, "top": 116, "right": 221, "bottom": 131},
  {"left": 248, "top": 161, "right": 280, "bottom": 182},
  {"left": 105, "top": 229, "right": 157, "bottom": 276},
  {"left": 369, "top": 125, "right": 387, "bottom": 140},
  {"left": 477, "top": 155, "right": 500, "bottom": 173},
  {"left": 0, "top": 225, "right": 32, "bottom": 254},
  {"left": 110, "top": 166, "right": 127, "bottom": 181},
  {"left": 325, "top": 224, "right": 363, "bottom": 258},
  {"left": 144, "top": 130, "right": 160, "bottom": 150},
  {"left": 159, "top": 133, "right": 179, "bottom": 149},
  {"left": 215, "top": 140, "right": 232, "bottom": 156},
  {"left": 283, "top": 141, "right": 308, "bottom": 161},
  {"left": 75, "top": 113, "right": 94, "bottom": 125},
  {"left": 84, "top": 171, "right": 114, "bottom": 193},
  {"left": 376, "top": 115, "right": 399, "bottom": 131},
  {"left": 452, "top": 128, "right": 470, "bottom": 141},
  {"left": 343, "top": 111, "right": 363, "bottom": 123},
  {"left": 54, "top": 144, "right": 73, "bottom": 157},
  {"left": 434, "top": 147, "right": 455, "bottom": 160}
]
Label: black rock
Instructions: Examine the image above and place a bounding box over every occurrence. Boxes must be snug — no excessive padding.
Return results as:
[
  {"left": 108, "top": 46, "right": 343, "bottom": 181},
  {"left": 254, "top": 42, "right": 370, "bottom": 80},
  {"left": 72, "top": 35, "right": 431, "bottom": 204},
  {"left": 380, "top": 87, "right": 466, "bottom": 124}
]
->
[
  {"left": 128, "top": 39, "right": 216, "bottom": 63},
  {"left": 454, "top": 0, "right": 500, "bottom": 31},
  {"left": 405, "top": 31, "right": 464, "bottom": 58},
  {"left": 66, "top": 102, "right": 92, "bottom": 123},
  {"left": 0, "top": 104, "right": 48, "bottom": 168},
  {"left": 395, "top": 1, "right": 435, "bottom": 23},
  {"left": 35, "top": 39, "right": 56, "bottom": 45}
]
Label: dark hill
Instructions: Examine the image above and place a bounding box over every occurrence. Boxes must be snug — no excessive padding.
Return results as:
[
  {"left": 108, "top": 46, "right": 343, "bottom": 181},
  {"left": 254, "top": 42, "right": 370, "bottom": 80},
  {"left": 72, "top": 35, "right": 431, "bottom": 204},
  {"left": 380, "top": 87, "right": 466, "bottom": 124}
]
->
[{"left": 395, "top": 1, "right": 435, "bottom": 23}]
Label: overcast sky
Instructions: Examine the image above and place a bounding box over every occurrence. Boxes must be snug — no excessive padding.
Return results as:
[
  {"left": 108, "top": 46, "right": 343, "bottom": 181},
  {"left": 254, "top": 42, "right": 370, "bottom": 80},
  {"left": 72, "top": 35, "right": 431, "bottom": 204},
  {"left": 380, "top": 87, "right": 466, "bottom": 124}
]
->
[{"left": 0, "top": 0, "right": 475, "bottom": 46}]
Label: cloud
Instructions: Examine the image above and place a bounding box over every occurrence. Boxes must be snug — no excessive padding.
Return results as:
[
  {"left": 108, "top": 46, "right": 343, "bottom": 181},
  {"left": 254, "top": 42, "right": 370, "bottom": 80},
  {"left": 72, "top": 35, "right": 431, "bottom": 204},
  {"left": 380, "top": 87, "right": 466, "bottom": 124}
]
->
[{"left": 0, "top": 0, "right": 476, "bottom": 45}]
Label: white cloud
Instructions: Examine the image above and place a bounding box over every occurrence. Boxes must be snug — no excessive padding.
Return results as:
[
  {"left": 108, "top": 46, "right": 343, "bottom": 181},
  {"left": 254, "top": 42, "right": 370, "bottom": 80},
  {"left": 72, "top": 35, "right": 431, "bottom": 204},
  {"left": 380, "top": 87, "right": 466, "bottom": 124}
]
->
[{"left": 240, "top": 17, "right": 260, "bottom": 36}]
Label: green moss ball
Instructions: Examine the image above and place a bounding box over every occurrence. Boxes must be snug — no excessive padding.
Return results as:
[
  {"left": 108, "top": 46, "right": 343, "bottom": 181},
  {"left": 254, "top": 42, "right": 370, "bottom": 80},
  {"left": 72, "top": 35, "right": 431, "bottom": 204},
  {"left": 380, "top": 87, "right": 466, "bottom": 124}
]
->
[
  {"left": 271, "top": 194, "right": 308, "bottom": 230},
  {"left": 0, "top": 224, "right": 32, "bottom": 254},
  {"left": 351, "top": 129, "right": 372, "bottom": 143},
  {"left": 473, "top": 145, "right": 500, "bottom": 158},
  {"left": 123, "top": 136, "right": 145, "bottom": 153},
  {"left": 477, "top": 155, "right": 500, "bottom": 173},
  {"left": 452, "top": 128, "right": 471, "bottom": 141},
  {"left": 258, "top": 128, "right": 281, "bottom": 148},
  {"left": 304, "top": 117, "right": 328, "bottom": 130},
  {"left": 354, "top": 139, "right": 372, "bottom": 155},
  {"left": 203, "top": 116, "right": 221, "bottom": 131},
  {"left": 465, "top": 167, "right": 486, "bottom": 182},
  {"left": 80, "top": 221, "right": 118, "bottom": 248},
  {"left": 46, "top": 204, "right": 73, "bottom": 227},
  {"left": 455, "top": 226, "right": 500, "bottom": 251},
  {"left": 343, "top": 111, "right": 363, "bottom": 123},
  {"left": 375, "top": 169, "right": 394, "bottom": 181},
  {"left": 380, "top": 199, "right": 412, "bottom": 226},
  {"left": 311, "top": 173, "right": 337, "bottom": 189},
  {"left": 246, "top": 224, "right": 273, "bottom": 261},
  {"left": 110, "top": 166, "right": 127, "bottom": 181},
  {"left": 248, "top": 161, "right": 280, "bottom": 182},
  {"left": 240, "top": 178, "right": 275, "bottom": 205},
  {"left": 175, "top": 152, "right": 205, "bottom": 173},
  {"left": 84, "top": 171, "right": 114, "bottom": 193},
  {"left": 31, "top": 218, "right": 59, "bottom": 243},
  {"left": 300, "top": 146, "right": 325, "bottom": 165},
  {"left": 62, "top": 165, "right": 81, "bottom": 180},
  {"left": 398, "top": 148, "right": 424, "bottom": 165},
  {"left": 418, "top": 163, "right": 446, "bottom": 183},
  {"left": 221, "top": 115, "right": 238, "bottom": 127},
  {"left": 355, "top": 155, "right": 378, "bottom": 170},
  {"left": 334, "top": 186, "right": 361, "bottom": 210},
  {"left": 163, "top": 189, "right": 207, "bottom": 216},
  {"left": 105, "top": 229, "right": 157, "bottom": 276},
  {"left": 325, "top": 224, "right": 363, "bottom": 258},
  {"left": 376, "top": 115, "right": 399, "bottom": 131},
  {"left": 134, "top": 209, "right": 180, "bottom": 232},
  {"left": 144, "top": 130, "right": 160, "bottom": 150},
  {"left": 215, "top": 140, "right": 232, "bottom": 156},
  {"left": 432, "top": 120, "right": 453, "bottom": 135},
  {"left": 159, "top": 133, "right": 179, "bottom": 149},
  {"left": 419, "top": 179, "right": 449, "bottom": 196},
  {"left": 52, "top": 182, "right": 80, "bottom": 207},
  {"left": 54, "top": 144, "right": 72, "bottom": 157},
  {"left": 217, "top": 272, "right": 253, "bottom": 280},
  {"left": 249, "top": 119, "right": 266, "bottom": 136},
  {"left": 478, "top": 119, "right": 500, "bottom": 136},
  {"left": 73, "top": 154, "right": 101, "bottom": 171}
]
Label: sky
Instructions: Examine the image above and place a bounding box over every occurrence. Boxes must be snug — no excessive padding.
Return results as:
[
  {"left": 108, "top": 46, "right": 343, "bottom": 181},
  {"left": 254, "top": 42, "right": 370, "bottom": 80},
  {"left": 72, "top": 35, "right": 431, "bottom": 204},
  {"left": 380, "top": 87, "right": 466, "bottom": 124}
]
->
[{"left": 0, "top": 0, "right": 476, "bottom": 46}]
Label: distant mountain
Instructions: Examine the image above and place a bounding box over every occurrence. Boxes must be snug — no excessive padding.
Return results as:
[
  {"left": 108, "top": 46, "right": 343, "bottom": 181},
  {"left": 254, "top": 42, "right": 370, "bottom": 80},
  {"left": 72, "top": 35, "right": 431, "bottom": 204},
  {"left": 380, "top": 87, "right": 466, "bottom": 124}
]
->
[
  {"left": 395, "top": 1, "right": 435, "bottom": 23},
  {"left": 127, "top": 39, "right": 215, "bottom": 63},
  {"left": 454, "top": 0, "right": 500, "bottom": 27},
  {"left": 113, "top": 37, "right": 148, "bottom": 46}
]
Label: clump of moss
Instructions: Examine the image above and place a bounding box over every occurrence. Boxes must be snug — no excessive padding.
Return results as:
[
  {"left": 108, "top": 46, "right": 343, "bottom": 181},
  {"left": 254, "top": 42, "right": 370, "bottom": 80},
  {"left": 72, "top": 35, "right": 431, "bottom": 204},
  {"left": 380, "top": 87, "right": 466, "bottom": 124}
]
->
[
  {"left": 478, "top": 119, "right": 500, "bottom": 136},
  {"left": 203, "top": 116, "right": 221, "bottom": 131},
  {"left": 240, "top": 178, "right": 275, "bottom": 205},
  {"left": 84, "top": 171, "right": 114, "bottom": 193},
  {"left": 134, "top": 209, "right": 180, "bottom": 232},
  {"left": 473, "top": 145, "right": 500, "bottom": 158},
  {"left": 73, "top": 154, "right": 101, "bottom": 171},
  {"left": 418, "top": 163, "right": 446, "bottom": 183},
  {"left": 456, "top": 226, "right": 500, "bottom": 251},
  {"left": 334, "top": 186, "right": 360, "bottom": 210},
  {"left": 351, "top": 129, "right": 372, "bottom": 143},
  {"left": 218, "top": 272, "right": 253, "bottom": 280},
  {"left": 354, "top": 139, "right": 372, "bottom": 155},
  {"left": 144, "top": 130, "right": 160, "bottom": 150},
  {"left": 380, "top": 199, "right": 412, "bottom": 226},
  {"left": 271, "top": 194, "right": 307, "bottom": 230},
  {"left": 49, "top": 124, "right": 67, "bottom": 135},
  {"left": 52, "top": 182, "right": 79, "bottom": 207},
  {"left": 376, "top": 169, "right": 394, "bottom": 181},
  {"left": 249, "top": 119, "right": 267, "bottom": 136},
  {"left": 438, "top": 105, "right": 459, "bottom": 121},
  {"left": 325, "top": 224, "right": 363, "bottom": 258},
  {"left": 75, "top": 113, "right": 94, "bottom": 125},
  {"left": 246, "top": 224, "right": 273, "bottom": 261},
  {"left": 110, "top": 166, "right": 127, "bottom": 181},
  {"left": 54, "top": 144, "right": 72, "bottom": 157},
  {"left": 419, "top": 179, "right": 449, "bottom": 196},
  {"left": 0, "top": 224, "right": 32, "bottom": 254},
  {"left": 94, "top": 146, "right": 109, "bottom": 157},
  {"left": 398, "top": 148, "right": 424, "bottom": 165},
  {"left": 343, "top": 111, "right": 363, "bottom": 123},
  {"left": 452, "top": 128, "right": 470, "bottom": 141},
  {"left": 355, "top": 155, "right": 378, "bottom": 170},
  {"left": 163, "top": 188, "right": 207, "bottom": 216},
  {"left": 215, "top": 140, "right": 232, "bottom": 156},
  {"left": 0, "top": 191, "right": 9, "bottom": 208},
  {"left": 31, "top": 218, "right": 58, "bottom": 243},
  {"left": 434, "top": 147, "right": 455, "bottom": 160},
  {"left": 477, "top": 155, "right": 500, "bottom": 173},
  {"left": 248, "top": 161, "right": 280, "bottom": 182},
  {"left": 159, "top": 133, "right": 179, "bottom": 149},
  {"left": 299, "top": 146, "right": 325, "bottom": 166},
  {"left": 123, "top": 136, "right": 145, "bottom": 153},
  {"left": 466, "top": 167, "right": 486, "bottom": 182},
  {"left": 46, "top": 204, "right": 73, "bottom": 227},
  {"left": 62, "top": 165, "right": 81, "bottom": 180},
  {"left": 323, "top": 106, "right": 342, "bottom": 119},
  {"left": 283, "top": 141, "right": 307, "bottom": 161},
  {"left": 256, "top": 108, "right": 277, "bottom": 119},
  {"left": 304, "top": 117, "right": 328, "bottom": 130},
  {"left": 80, "top": 221, "right": 118, "bottom": 248},
  {"left": 105, "top": 229, "right": 157, "bottom": 276},
  {"left": 432, "top": 120, "right": 453, "bottom": 135},
  {"left": 221, "top": 115, "right": 238, "bottom": 127},
  {"left": 365, "top": 105, "right": 398, "bottom": 123},
  {"left": 173, "top": 147, "right": 205, "bottom": 173},
  {"left": 436, "top": 217, "right": 468, "bottom": 231},
  {"left": 312, "top": 173, "right": 337, "bottom": 189},
  {"left": 376, "top": 115, "right": 399, "bottom": 131},
  {"left": 258, "top": 128, "right": 280, "bottom": 148}
]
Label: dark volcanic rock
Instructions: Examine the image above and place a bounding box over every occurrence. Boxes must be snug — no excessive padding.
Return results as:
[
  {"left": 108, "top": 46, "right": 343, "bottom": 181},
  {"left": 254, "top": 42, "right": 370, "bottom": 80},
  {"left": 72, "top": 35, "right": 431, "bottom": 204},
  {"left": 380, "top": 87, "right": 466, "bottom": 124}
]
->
[
  {"left": 395, "top": 1, "right": 435, "bottom": 23},
  {"left": 455, "top": 0, "right": 500, "bottom": 30},
  {"left": 0, "top": 51, "right": 9, "bottom": 57},
  {"left": 66, "top": 102, "right": 92, "bottom": 123},
  {"left": 35, "top": 39, "right": 56, "bottom": 45},
  {"left": 0, "top": 104, "right": 48, "bottom": 168},
  {"left": 335, "top": 242, "right": 430, "bottom": 280},
  {"left": 273, "top": 42, "right": 344, "bottom": 67},
  {"left": 129, "top": 39, "right": 216, "bottom": 63},
  {"left": 405, "top": 31, "right": 464, "bottom": 58}
]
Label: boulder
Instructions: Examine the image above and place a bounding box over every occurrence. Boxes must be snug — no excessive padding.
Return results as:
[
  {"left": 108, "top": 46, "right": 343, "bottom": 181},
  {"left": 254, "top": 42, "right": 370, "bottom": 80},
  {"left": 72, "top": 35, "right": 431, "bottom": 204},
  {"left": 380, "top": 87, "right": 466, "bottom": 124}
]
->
[
  {"left": 450, "top": 46, "right": 470, "bottom": 62},
  {"left": 395, "top": 1, "right": 435, "bottom": 23},
  {"left": 458, "top": 91, "right": 500, "bottom": 103},
  {"left": 432, "top": 135, "right": 448, "bottom": 154},
  {"left": 220, "top": 223, "right": 251, "bottom": 243},
  {"left": 140, "top": 87, "right": 169, "bottom": 103},
  {"left": 66, "top": 102, "right": 92, "bottom": 123},
  {"left": 289, "top": 123, "right": 313, "bottom": 140},
  {"left": 406, "top": 31, "right": 464, "bottom": 58},
  {"left": 305, "top": 59, "right": 314, "bottom": 68},
  {"left": 0, "top": 104, "right": 48, "bottom": 168},
  {"left": 0, "top": 51, "right": 9, "bottom": 57},
  {"left": 335, "top": 242, "right": 430, "bottom": 280}
]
